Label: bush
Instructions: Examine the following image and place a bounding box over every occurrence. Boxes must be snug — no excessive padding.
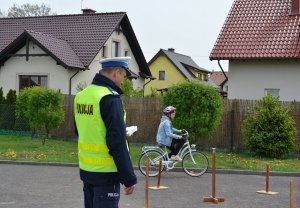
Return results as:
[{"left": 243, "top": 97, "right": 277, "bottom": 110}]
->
[
  {"left": 5, "top": 89, "right": 17, "bottom": 104},
  {"left": 0, "top": 87, "right": 5, "bottom": 104},
  {"left": 147, "top": 87, "right": 159, "bottom": 97},
  {"left": 75, "top": 81, "right": 87, "bottom": 93},
  {"left": 162, "top": 81, "right": 223, "bottom": 141},
  {"left": 242, "top": 95, "right": 298, "bottom": 158},
  {"left": 0, "top": 89, "right": 16, "bottom": 130},
  {"left": 121, "top": 78, "right": 143, "bottom": 97},
  {"left": 16, "top": 87, "right": 65, "bottom": 145}
]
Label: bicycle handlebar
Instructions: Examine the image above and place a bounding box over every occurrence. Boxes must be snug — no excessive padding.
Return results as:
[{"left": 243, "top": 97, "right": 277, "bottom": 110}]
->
[{"left": 181, "top": 129, "right": 188, "bottom": 138}]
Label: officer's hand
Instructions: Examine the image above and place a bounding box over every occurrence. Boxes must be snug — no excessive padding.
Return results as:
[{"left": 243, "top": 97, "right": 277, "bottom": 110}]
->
[{"left": 124, "top": 185, "right": 135, "bottom": 195}]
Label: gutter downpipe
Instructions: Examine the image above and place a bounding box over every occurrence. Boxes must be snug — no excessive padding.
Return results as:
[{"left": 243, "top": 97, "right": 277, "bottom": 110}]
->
[
  {"left": 69, "top": 69, "right": 80, "bottom": 108},
  {"left": 218, "top": 60, "right": 234, "bottom": 151},
  {"left": 218, "top": 60, "right": 228, "bottom": 81},
  {"left": 68, "top": 69, "right": 80, "bottom": 138},
  {"left": 143, "top": 77, "right": 155, "bottom": 97},
  {"left": 69, "top": 69, "right": 80, "bottom": 97}
]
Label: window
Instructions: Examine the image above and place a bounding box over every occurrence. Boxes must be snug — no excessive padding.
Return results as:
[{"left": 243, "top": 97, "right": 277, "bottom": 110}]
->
[
  {"left": 19, "top": 75, "right": 48, "bottom": 91},
  {"left": 159, "top": 71, "right": 165, "bottom": 80},
  {"left": 264, "top": 88, "right": 280, "bottom": 97},
  {"left": 197, "top": 73, "right": 205, "bottom": 81},
  {"left": 111, "top": 41, "right": 119, "bottom": 57},
  {"left": 124, "top": 50, "right": 129, "bottom": 57},
  {"left": 102, "top": 45, "right": 107, "bottom": 58}
]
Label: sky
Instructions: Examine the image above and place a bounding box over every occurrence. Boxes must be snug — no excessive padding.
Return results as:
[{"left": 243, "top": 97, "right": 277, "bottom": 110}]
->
[{"left": 1, "top": 0, "right": 234, "bottom": 71}]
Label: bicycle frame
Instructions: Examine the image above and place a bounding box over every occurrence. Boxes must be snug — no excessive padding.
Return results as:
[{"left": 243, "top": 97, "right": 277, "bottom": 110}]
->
[
  {"left": 141, "top": 136, "right": 197, "bottom": 171},
  {"left": 178, "top": 139, "right": 196, "bottom": 159}
]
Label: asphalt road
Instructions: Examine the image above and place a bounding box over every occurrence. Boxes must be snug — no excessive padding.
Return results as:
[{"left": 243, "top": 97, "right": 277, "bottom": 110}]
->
[{"left": 0, "top": 164, "right": 299, "bottom": 208}]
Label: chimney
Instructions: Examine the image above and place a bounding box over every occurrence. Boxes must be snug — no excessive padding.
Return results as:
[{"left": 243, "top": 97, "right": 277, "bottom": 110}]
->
[
  {"left": 168, "top": 48, "right": 175, "bottom": 52},
  {"left": 82, "top": 8, "right": 96, "bottom": 14},
  {"left": 290, "top": 0, "right": 300, "bottom": 15}
]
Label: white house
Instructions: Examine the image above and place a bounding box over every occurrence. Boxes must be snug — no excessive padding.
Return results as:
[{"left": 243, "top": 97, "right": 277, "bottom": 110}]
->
[
  {"left": 210, "top": 0, "right": 300, "bottom": 101},
  {"left": 210, "top": 70, "right": 228, "bottom": 97},
  {"left": 0, "top": 9, "right": 154, "bottom": 96}
]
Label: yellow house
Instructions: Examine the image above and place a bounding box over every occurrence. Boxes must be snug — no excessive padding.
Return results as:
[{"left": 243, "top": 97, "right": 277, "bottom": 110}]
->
[{"left": 144, "top": 48, "right": 212, "bottom": 96}]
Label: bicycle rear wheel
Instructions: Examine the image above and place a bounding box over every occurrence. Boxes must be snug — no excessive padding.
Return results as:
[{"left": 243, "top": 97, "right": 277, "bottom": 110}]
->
[
  {"left": 138, "top": 150, "right": 164, "bottom": 177},
  {"left": 182, "top": 150, "right": 208, "bottom": 177}
]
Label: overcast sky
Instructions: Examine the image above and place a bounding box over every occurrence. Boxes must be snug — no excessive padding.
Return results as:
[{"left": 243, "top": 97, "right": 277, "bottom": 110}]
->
[{"left": 1, "top": 0, "right": 234, "bottom": 71}]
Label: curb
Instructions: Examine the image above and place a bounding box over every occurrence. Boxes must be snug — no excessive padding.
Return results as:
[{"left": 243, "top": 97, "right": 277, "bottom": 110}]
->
[
  {"left": 0, "top": 160, "right": 78, "bottom": 167},
  {"left": 209, "top": 169, "right": 300, "bottom": 177},
  {"left": 0, "top": 160, "right": 299, "bottom": 177}
]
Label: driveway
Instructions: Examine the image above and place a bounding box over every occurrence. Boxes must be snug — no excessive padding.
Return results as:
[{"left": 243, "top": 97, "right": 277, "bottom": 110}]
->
[{"left": 0, "top": 163, "right": 298, "bottom": 208}]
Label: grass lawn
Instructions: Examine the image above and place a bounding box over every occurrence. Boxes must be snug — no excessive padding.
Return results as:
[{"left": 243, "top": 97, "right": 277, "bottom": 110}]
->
[{"left": 0, "top": 135, "right": 299, "bottom": 172}]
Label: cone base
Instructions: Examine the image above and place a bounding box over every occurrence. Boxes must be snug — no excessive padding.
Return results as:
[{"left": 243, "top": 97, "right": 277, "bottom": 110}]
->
[
  {"left": 203, "top": 196, "right": 225, "bottom": 203},
  {"left": 256, "top": 190, "right": 279, "bottom": 195},
  {"left": 148, "top": 186, "right": 168, "bottom": 190}
]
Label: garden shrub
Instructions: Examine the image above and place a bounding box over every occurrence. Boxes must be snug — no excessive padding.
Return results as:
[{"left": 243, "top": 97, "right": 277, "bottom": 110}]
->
[
  {"left": 0, "top": 89, "right": 16, "bottom": 130},
  {"left": 242, "top": 95, "right": 298, "bottom": 158},
  {"left": 0, "top": 87, "right": 5, "bottom": 104},
  {"left": 75, "top": 81, "right": 87, "bottom": 93},
  {"left": 16, "top": 87, "right": 65, "bottom": 145},
  {"left": 162, "top": 81, "right": 223, "bottom": 141},
  {"left": 5, "top": 89, "right": 17, "bottom": 104},
  {"left": 121, "top": 78, "right": 143, "bottom": 97}
]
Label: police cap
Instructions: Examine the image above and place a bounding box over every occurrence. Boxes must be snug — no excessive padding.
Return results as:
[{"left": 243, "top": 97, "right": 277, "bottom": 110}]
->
[{"left": 99, "top": 57, "right": 139, "bottom": 79}]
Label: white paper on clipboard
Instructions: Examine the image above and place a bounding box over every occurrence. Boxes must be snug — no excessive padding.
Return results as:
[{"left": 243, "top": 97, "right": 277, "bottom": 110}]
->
[{"left": 126, "top": 126, "right": 137, "bottom": 136}]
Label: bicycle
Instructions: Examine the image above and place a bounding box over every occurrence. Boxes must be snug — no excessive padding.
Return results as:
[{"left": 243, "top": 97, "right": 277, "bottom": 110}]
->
[{"left": 138, "top": 130, "right": 208, "bottom": 177}]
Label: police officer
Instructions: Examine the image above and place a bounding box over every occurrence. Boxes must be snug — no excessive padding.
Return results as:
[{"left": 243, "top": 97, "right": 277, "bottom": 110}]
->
[{"left": 74, "top": 57, "right": 138, "bottom": 208}]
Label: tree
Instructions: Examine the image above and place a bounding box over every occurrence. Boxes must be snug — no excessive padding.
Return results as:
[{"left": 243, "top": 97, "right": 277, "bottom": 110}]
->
[
  {"left": 162, "top": 81, "right": 223, "bottom": 141},
  {"left": 5, "top": 89, "right": 17, "bottom": 105},
  {"left": 121, "top": 78, "right": 143, "bottom": 97},
  {"left": 242, "top": 95, "right": 298, "bottom": 158},
  {"left": 75, "top": 81, "right": 87, "bottom": 93},
  {"left": 0, "top": 88, "right": 5, "bottom": 104},
  {"left": 0, "top": 10, "right": 5, "bottom": 17},
  {"left": 16, "top": 87, "right": 65, "bottom": 145},
  {"left": 0, "top": 90, "right": 17, "bottom": 130},
  {"left": 15, "top": 88, "right": 34, "bottom": 136},
  {"left": 7, "top": 3, "right": 56, "bottom": 17}
]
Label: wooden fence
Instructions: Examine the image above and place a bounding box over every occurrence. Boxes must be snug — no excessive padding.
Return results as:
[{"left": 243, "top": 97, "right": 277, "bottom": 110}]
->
[
  {"left": 1, "top": 95, "right": 298, "bottom": 151},
  {"left": 54, "top": 96, "right": 300, "bottom": 151},
  {"left": 196, "top": 99, "right": 300, "bottom": 151}
]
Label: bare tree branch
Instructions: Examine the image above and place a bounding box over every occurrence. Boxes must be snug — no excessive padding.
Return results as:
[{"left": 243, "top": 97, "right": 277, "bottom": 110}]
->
[
  {"left": 0, "top": 10, "right": 6, "bottom": 17},
  {"left": 7, "top": 3, "right": 56, "bottom": 17}
]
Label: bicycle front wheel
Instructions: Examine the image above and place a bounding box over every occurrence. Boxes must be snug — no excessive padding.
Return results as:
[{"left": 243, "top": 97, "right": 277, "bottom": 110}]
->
[
  {"left": 182, "top": 150, "right": 208, "bottom": 177},
  {"left": 138, "top": 150, "right": 164, "bottom": 177}
]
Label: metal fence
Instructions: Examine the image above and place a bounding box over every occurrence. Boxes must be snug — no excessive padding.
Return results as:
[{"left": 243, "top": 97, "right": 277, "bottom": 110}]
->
[{"left": 0, "top": 104, "right": 31, "bottom": 136}]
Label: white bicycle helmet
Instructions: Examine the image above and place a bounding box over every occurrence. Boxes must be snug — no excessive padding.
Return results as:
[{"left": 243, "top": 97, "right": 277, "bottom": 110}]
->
[{"left": 163, "top": 106, "right": 176, "bottom": 115}]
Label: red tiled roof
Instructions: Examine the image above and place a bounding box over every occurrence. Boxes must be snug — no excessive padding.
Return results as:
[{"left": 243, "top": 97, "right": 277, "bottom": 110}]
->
[
  {"left": 210, "top": 0, "right": 300, "bottom": 60},
  {"left": 210, "top": 71, "right": 228, "bottom": 86}
]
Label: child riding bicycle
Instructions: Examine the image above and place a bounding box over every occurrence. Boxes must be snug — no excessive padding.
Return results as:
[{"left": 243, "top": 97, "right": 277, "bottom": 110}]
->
[{"left": 156, "top": 106, "right": 186, "bottom": 162}]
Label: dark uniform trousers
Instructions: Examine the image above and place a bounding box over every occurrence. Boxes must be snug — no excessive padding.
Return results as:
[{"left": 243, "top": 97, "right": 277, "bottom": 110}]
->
[{"left": 83, "top": 182, "right": 120, "bottom": 208}]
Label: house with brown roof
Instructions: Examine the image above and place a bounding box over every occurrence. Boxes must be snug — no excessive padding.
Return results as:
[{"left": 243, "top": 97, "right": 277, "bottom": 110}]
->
[
  {"left": 210, "top": 0, "right": 300, "bottom": 101},
  {"left": 0, "top": 9, "right": 153, "bottom": 96},
  {"left": 210, "top": 70, "right": 228, "bottom": 97},
  {"left": 144, "top": 48, "right": 213, "bottom": 96}
]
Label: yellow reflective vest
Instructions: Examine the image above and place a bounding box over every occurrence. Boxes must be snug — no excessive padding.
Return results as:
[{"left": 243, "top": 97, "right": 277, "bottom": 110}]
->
[{"left": 74, "top": 85, "right": 122, "bottom": 172}]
